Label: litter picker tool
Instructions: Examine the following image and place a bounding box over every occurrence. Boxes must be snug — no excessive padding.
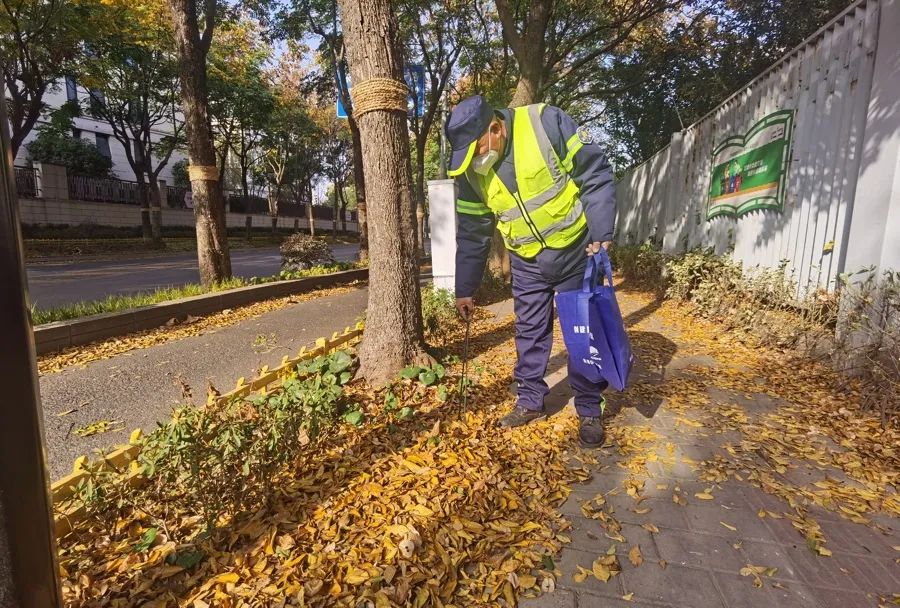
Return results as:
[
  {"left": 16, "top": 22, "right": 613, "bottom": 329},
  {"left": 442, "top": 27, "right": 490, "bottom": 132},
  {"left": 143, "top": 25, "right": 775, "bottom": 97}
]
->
[{"left": 459, "top": 313, "right": 471, "bottom": 407}]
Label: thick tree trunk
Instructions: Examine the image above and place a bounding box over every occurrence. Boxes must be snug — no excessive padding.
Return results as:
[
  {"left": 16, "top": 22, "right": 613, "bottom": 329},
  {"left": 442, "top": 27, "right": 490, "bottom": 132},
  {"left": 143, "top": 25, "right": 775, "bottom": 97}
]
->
[
  {"left": 510, "top": 70, "right": 540, "bottom": 108},
  {"left": 337, "top": 0, "right": 430, "bottom": 385},
  {"left": 168, "top": 0, "right": 231, "bottom": 286},
  {"left": 349, "top": 119, "right": 368, "bottom": 260}
]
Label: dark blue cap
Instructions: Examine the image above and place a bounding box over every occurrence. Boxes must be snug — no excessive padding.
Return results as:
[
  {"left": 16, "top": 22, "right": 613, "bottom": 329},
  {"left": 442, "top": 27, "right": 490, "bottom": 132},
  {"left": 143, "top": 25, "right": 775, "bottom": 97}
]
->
[{"left": 445, "top": 95, "right": 494, "bottom": 177}]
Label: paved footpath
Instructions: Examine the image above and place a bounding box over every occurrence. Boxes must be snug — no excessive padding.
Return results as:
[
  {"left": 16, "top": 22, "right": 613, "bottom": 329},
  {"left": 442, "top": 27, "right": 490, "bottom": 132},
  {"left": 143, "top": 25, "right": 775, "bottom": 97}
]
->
[
  {"left": 39, "top": 286, "right": 368, "bottom": 480},
  {"left": 514, "top": 292, "right": 898, "bottom": 608}
]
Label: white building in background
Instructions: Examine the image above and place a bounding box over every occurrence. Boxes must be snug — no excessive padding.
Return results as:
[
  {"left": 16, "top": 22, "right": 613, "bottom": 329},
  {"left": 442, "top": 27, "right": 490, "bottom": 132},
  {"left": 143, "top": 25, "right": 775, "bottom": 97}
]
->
[{"left": 12, "top": 76, "right": 186, "bottom": 185}]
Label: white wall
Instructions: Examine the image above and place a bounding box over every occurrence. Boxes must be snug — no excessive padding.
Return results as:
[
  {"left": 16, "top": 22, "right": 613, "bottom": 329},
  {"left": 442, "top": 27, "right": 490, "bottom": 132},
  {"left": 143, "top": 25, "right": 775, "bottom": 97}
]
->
[
  {"left": 18, "top": 197, "right": 358, "bottom": 233},
  {"left": 614, "top": 0, "right": 899, "bottom": 294}
]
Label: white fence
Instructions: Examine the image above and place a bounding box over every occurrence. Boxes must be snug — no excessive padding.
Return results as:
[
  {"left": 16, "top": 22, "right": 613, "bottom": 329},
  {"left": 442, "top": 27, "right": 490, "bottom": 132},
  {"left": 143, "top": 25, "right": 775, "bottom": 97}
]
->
[{"left": 615, "top": 0, "right": 900, "bottom": 294}]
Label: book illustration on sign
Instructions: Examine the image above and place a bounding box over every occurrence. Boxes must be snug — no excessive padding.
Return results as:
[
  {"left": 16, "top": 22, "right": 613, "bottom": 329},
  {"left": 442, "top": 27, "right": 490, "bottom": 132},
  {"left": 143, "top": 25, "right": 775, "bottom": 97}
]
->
[{"left": 707, "top": 110, "right": 795, "bottom": 220}]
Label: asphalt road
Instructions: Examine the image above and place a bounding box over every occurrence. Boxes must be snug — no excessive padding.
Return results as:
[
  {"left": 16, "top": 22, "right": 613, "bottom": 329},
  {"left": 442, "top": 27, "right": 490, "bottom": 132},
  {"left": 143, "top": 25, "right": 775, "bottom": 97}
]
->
[{"left": 26, "top": 244, "right": 360, "bottom": 309}]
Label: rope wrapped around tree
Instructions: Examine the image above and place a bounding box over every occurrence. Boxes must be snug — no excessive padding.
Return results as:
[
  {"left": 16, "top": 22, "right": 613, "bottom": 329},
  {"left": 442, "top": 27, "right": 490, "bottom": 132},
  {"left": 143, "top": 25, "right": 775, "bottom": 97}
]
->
[
  {"left": 349, "top": 78, "right": 409, "bottom": 117},
  {"left": 188, "top": 165, "right": 220, "bottom": 182}
]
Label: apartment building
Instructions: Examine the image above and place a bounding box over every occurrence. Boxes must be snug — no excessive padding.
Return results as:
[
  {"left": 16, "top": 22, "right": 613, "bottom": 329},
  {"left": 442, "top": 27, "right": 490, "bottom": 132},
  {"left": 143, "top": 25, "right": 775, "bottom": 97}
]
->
[{"left": 12, "top": 77, "right": 186, "bottom": 185}]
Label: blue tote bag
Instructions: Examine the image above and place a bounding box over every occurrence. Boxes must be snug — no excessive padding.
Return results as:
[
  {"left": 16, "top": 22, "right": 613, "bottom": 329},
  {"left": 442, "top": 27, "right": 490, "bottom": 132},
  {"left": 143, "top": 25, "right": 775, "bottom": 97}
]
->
[{"left": 555, "top": 250, "right": 633, "bottom": 391}]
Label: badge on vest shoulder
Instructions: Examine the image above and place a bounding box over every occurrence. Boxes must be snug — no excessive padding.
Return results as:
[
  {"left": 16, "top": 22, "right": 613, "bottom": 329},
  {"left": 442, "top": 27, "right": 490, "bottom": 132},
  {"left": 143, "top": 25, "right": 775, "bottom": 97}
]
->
[{"left": 576, "top": 125, "right": 593, "bottom": 145}]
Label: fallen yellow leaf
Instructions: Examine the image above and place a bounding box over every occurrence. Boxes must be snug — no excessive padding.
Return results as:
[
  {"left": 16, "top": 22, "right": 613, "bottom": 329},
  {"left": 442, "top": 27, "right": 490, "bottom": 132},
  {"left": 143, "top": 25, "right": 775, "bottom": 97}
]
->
[
  {"left": 210, "top": 572, "right": 240, "bottom": 585},
  {"left": 628, "top": 546, "right": 643, "bottom": 567},
  {"left": 573, "top": 566, "right": 590, "bottom": 583},
  {"left": 592, "top": 559, "right": 611, "bottom": 582}
]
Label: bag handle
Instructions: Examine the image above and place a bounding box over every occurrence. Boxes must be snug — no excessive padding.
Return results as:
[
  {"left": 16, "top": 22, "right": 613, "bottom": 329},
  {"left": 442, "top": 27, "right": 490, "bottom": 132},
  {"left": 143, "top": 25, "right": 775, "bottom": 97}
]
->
[{"left": 581, "top": 248, "right": 615, "bottom": 293}]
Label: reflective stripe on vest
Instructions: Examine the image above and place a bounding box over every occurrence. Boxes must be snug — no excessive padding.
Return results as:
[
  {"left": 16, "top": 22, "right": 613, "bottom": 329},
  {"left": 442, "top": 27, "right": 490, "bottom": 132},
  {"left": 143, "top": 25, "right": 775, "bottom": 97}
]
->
[{"left": 466, "top": 104, "right": 587, "bottom": 258}]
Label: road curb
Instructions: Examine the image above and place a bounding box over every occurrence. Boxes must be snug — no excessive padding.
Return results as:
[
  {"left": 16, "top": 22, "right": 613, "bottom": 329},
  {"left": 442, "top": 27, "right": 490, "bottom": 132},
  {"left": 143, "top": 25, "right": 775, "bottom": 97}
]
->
[{"left": 34, "top": 268, "right": 369, "bottom": 355}]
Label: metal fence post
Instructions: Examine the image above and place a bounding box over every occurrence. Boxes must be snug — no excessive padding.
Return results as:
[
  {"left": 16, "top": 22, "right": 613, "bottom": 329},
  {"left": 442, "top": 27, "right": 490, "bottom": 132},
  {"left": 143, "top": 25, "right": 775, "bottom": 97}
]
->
[{"left": 0, "top": 90, "right": 63, "bottom": 607}]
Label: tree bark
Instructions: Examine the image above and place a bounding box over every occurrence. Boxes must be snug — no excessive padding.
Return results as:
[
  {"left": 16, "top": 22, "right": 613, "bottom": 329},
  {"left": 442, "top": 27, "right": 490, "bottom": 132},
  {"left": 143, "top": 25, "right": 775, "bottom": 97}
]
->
[
  {"left": 332, "top": 180, "right": 339, "bottom": 239},
  {"left": 339, "top": 188, "right": 348, "bottom": 233},
  {"left": 307, "top": 199, "right": 316, "bottom": 237},
  {"left": 168, "top": 0, "right": 232, "bottom": 286},
  {"left": 337, "top": 0, "right": 430, "bottom": 385},
  {"left": 349, "top": 119, "right": 368, "bottom": 260},
  {"left": 137, "top": 180, "right": 153, "bottom": 242},
  {"left": 414, "top": 132, "right": 427, "bottom": 258},
  {"left": 510, "top": 69, "right": 540, "bottom": 107},
  {"left": 148, "top": 176, "right": 164, "bottom": 244}
]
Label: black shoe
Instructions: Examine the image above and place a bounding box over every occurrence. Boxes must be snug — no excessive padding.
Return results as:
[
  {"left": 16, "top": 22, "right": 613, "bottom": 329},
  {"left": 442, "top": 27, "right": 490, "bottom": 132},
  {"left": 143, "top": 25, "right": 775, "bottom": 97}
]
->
[
  {"left": 498, "top": 405, "right": 546, "bottom": 428},
  {"left": 579, "top": 416, "right": 606, "bottom": 448}
]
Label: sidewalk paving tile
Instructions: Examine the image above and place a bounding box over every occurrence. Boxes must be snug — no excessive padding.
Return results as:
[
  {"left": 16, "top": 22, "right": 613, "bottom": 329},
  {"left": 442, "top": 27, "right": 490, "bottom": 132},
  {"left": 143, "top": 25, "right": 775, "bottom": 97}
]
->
[
  {"left": 554, "top": 546, "right": 627, "bottom": 598},
  {"left": 653, "top": 528, "right": 747, "bottom": 572},
  {"left": 683, "top": 501, "right": 773, "bottom": 541},
  {"left": 619, "top": 563, "right": 726, "bottom": 607},
  {"left": 712, "top": 571, "right": 878, "bottom": 608},
  {"left": 519, "top": 588, "right": 577, "bottom": 608}
]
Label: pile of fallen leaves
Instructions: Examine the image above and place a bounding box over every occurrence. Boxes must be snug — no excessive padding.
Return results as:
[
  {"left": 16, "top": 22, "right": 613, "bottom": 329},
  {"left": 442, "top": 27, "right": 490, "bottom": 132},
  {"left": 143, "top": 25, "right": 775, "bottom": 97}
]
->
[
  {"left": 55, "top": 283, "right": 900, "bottom": 607},
  {"left": 58, "top": 314, "right": 592, "bottom": 607},
  {"left": 38, "top": 285, "right": 359, "bottom": 375}
]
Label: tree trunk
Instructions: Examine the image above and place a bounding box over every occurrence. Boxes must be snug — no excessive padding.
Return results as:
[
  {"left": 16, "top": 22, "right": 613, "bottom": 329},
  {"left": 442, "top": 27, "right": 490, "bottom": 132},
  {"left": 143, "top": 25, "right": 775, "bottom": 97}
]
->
[
  {"left": 337, "top": 0, "right": 430, "bottom": 385},
  {"left": 9, "top": 94, "right": 43, "bottom": 160},
  {"left": 339, "top": 188, "right": 348, "bottom": 234},
  {"left": 241, "top": 158, "right": 252, "bottom": 241},
  {"left": 148, "top": 176, "right": 164, "bottom": 245},
  {"left": 137, "top": 180, "right": 153, "bottom": 242},
  {"left": 414, "top": 132, "right": 427, "bottom": 259},
  {"left": 349, "top": 119, "right": 368, "bottom": 261},
  {"left": 307, "top": 200, "right": 315, "bottom": 237},
  {"left": 332, "top": 180, "right": 339, "bottom": 239},
  {"left": 168, "top": 0, "right": 231, "bottom": 286},
  {"left": 510, "top": 69, "right": 541, "bottom": 108}
]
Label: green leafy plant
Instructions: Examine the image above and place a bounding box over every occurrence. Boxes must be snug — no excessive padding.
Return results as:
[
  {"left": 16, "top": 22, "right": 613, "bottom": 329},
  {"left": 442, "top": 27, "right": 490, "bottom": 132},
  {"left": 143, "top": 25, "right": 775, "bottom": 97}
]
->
[
  {"left": 133, "top": 527, "right": 157, "bottom": 553},
  {"left": 130, "top": 350, "right": 357, "bottom": 534},
  {"left": 421, "top": 285, "right": 458, "bottom": 342},
  {"left": 343, "top": 407, "right": 365, "bottom": 427}
]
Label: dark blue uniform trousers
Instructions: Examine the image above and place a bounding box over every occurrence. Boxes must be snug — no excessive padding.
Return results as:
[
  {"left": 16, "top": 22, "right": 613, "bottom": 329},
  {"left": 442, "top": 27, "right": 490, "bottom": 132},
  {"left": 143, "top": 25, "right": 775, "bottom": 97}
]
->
[{"left": 510, "top": 253, "right": 608, "bottom": 417}]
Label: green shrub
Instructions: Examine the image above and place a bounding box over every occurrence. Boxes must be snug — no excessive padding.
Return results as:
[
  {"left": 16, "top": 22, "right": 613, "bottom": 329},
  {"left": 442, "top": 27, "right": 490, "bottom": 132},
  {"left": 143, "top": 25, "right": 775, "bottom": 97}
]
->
[
  {"left": 132, "top": 350, "right": 355, "bottom": 533},
  {"left": 610, "top": 242, "right": 669, "bottom": 287},
  {"left": 421, "top": 285, "right": 458, "bottom": 341}
]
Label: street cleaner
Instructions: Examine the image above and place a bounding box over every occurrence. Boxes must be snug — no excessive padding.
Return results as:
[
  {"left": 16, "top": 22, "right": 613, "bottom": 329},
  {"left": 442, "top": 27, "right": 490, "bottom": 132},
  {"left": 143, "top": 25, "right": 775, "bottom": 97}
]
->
[{"left": 446, "top": 95, "right": 617, "bottom": 448}]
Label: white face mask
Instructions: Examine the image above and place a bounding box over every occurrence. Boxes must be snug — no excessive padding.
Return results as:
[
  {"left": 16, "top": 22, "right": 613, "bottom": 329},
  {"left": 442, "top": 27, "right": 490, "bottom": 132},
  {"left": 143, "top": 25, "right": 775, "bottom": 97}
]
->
[{"left": 471, "top": 128, "right": 499, "bottom": 175}]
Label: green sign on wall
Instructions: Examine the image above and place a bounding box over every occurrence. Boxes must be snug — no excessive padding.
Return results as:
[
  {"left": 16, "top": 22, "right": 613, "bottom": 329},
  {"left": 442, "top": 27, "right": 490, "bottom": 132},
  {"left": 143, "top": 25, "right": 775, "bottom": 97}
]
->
[{"left": 707, "top": 110, "right": 795, "bottom": 220}]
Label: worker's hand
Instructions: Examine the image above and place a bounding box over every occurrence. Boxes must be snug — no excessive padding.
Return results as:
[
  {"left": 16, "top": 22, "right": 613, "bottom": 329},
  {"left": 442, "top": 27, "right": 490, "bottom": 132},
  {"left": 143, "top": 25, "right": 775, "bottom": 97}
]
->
[
  {"left": 585, "top": 241, "right": 612, "bottom": 256},
  {"left": 456, "top": 297, "right": 475, "bottom": 321}
]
